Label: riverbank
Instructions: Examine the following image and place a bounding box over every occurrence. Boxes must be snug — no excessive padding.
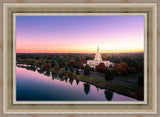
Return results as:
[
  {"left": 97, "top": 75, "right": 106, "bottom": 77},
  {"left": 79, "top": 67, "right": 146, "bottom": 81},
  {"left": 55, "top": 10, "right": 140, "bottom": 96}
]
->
[
  {"left": 63, "top": 72, "right": 138, "bottom": 100},
  {"left": 50, "top": 68, "right": 141, "bottom": 100},
  {"left": 17, "top": 64, "right": 142, "bottom": 100}
]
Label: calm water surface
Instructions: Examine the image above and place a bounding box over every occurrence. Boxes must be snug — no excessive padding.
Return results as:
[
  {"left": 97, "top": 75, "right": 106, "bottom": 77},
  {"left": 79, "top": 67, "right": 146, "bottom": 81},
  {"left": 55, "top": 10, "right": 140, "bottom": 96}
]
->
[{"left": 16, "top": 66, "right": 137, "bottom": 101}]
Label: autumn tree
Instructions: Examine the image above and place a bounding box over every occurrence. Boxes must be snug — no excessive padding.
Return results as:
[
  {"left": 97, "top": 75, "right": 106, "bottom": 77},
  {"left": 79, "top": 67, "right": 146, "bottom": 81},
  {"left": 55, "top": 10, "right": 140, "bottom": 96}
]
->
[
  {"left": 96, "top": 63, "right": 107, "bottom": 73},
  {"left": 35, "top": 59, "right": 44, "bottom": 67},
  {"left": 68, "top": 58, "right": 75, "bottom": 67},
  {"left": 44, "top": 63, "right": 51, "bottom": 71},
  {"left": 113, "top": 62, "right": 130, "bottom": 76}
]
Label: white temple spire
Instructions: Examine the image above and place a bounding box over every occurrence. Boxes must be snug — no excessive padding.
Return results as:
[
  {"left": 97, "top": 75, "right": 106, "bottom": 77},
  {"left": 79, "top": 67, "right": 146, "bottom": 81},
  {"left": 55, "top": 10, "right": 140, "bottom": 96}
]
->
[
  {"left": 97, "top": 45, "right": 99, "bottom": 53},
  {"left": 86, "top": 46, "right": 114, "bottom": 68}
]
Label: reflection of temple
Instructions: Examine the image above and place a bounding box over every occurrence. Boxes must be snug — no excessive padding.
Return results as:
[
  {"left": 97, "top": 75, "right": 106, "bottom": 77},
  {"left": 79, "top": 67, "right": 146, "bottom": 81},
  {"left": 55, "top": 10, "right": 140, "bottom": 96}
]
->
[{"left": 84, "top": 46, "right": 114, "bottom": 68}]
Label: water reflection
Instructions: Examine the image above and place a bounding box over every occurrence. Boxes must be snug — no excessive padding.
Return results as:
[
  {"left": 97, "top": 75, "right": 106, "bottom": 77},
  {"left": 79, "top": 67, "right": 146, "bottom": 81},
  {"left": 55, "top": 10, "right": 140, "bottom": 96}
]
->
[
  {"left": 104, "top": 90, "right": 113, "bottom": 101},
  {"left": 18, "top": 65, "right": 36, "bottom": 72},
  {"left": 37, "top": 69, "right": 44, "bottom": 74},
  {"left": 59, "top": 76, "right": 65, "bottom": 82},
  {"left": 84, "top": 84, "right": 90, "bottom": 95},
  {"left": 95, "top": 86, "right": 99, "bottom": 92},
  {"left": 76, "top": 79, "right": 79, "bottom": 85},
  {"left": 52, "top": 73, "right": 56, "bottom": 80},
  {"left": 16, "top": 65, "right": 137, "bottom": 101},
  {"left": 64, "top": 78, "right": 68, "bottom": 83},
  {"left": 44, "top": 71, "right": 50, "bottom": 77},
  {"left": 69, "top": 78, "right": 74, "bottom": 85},
  {"left": 25, "top": 67, "right": 36, "bottom": 72}
]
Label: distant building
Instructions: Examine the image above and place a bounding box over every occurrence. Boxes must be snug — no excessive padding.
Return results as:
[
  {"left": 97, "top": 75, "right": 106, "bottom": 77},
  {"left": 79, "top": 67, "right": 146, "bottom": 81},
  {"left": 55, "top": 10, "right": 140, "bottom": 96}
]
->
[{"left": 84, "top": 46, "right": 114, "bottom": 68}]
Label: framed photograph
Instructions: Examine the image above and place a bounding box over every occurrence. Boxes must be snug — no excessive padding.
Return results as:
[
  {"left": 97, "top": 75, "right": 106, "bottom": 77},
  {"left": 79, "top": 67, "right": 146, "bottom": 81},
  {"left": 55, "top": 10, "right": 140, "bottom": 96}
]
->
[
  {"left": 13, "top": 13, "right": 147, "bottom": 105},
  {"left": 1, "top": 1, "right": 159, "bottom": 116}
]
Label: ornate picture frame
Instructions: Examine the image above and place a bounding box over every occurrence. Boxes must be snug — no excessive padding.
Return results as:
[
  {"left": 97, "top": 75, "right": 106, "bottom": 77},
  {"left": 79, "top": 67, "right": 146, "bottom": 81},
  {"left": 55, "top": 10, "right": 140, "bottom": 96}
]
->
[{"left": 0, "top": 1, "right": 159, "bottom": 116}]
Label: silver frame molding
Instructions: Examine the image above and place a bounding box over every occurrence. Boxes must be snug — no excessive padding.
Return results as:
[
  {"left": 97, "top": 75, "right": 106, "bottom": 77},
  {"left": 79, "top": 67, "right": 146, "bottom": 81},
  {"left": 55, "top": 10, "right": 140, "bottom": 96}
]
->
[{"left": 2, "top": 3, "right": 158, "bottom": 114}]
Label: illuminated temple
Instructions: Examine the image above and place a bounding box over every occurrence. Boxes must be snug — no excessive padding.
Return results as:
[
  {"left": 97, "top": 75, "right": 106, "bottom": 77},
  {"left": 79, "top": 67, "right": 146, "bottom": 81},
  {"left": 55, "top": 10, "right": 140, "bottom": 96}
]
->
[{"left": 85, "top": 46, "right": 114, "bottom": 68}]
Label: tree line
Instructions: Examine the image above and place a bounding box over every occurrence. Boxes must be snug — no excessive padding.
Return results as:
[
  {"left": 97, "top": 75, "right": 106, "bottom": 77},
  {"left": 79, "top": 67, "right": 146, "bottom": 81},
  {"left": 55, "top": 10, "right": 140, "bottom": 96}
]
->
[{"left": 16, "top": 53, "right": 144, "bottom": 78}]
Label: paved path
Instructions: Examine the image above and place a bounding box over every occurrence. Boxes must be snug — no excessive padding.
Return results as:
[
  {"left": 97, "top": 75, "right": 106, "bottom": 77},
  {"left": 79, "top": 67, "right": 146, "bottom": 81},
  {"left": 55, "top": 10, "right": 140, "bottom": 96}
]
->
[{"left": 73, "top": 68, "right": 138, "bottom": 89}]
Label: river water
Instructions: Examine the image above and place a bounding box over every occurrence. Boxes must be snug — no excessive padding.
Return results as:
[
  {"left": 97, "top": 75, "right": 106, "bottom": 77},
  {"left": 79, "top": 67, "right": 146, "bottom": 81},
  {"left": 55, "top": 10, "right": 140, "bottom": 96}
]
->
[{"left": 16, "top": 66, "right": 137, "bottom": 101}]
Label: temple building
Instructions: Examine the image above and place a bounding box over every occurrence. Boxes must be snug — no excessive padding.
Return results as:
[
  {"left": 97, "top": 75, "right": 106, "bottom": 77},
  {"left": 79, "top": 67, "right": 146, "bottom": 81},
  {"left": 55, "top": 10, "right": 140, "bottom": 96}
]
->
[{"left": 84, "top": 46, "right": 114, "bottom": 68}]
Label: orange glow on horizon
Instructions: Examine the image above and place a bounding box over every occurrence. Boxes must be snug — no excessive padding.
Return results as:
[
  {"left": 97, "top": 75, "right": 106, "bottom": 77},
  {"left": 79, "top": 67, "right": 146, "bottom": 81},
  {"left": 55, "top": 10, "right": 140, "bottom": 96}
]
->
[
  {"left": 16, "top": 42, "right": 144, "bottom": 53},
  {"left": 16, "top": 48, "right": 144, "bottom": 53}
]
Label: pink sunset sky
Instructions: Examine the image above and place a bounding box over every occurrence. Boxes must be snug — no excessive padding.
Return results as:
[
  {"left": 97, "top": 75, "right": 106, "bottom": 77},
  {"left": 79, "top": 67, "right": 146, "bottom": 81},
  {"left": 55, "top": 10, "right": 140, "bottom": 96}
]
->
[{"left": 16, "top": 16, "right": 144, "bottom": 53}]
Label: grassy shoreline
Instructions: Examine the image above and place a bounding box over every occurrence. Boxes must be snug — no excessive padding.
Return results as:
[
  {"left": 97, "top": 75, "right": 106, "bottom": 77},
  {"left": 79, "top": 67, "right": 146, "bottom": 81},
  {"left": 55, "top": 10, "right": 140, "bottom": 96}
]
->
[
  {"left": 68, "top": 73, "right": 137, "bottom": 100},
  {"left": 17, "top": 64, "right": 140, "bottom": 100}
]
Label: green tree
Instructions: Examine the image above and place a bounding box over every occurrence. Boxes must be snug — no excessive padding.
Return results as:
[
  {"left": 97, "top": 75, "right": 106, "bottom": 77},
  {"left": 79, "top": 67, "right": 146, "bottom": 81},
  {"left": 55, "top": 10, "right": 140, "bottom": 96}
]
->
[
  {"left": 76, "top": 69, "right": 80, "bottom": 75},
  {"left": 84, "top": 65, "right": 90, "bottom": 76},
  {"left": 65, "top": 66, "right": 68, "bottom": 71},
  {"left": 104, "top": 69, "right": 113, "bottom": 81},
  {"left": 46, "top": 59, "right": 49, "bottom": 64},
  {"left": 51, "top": 61, "right": 55, "bottom": 68},
  {"left": 70, "top": 67, "right": 73, "bottom": 72},
  {"left": 26, "top": 59, "right": 35, "bottom": 67}
]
